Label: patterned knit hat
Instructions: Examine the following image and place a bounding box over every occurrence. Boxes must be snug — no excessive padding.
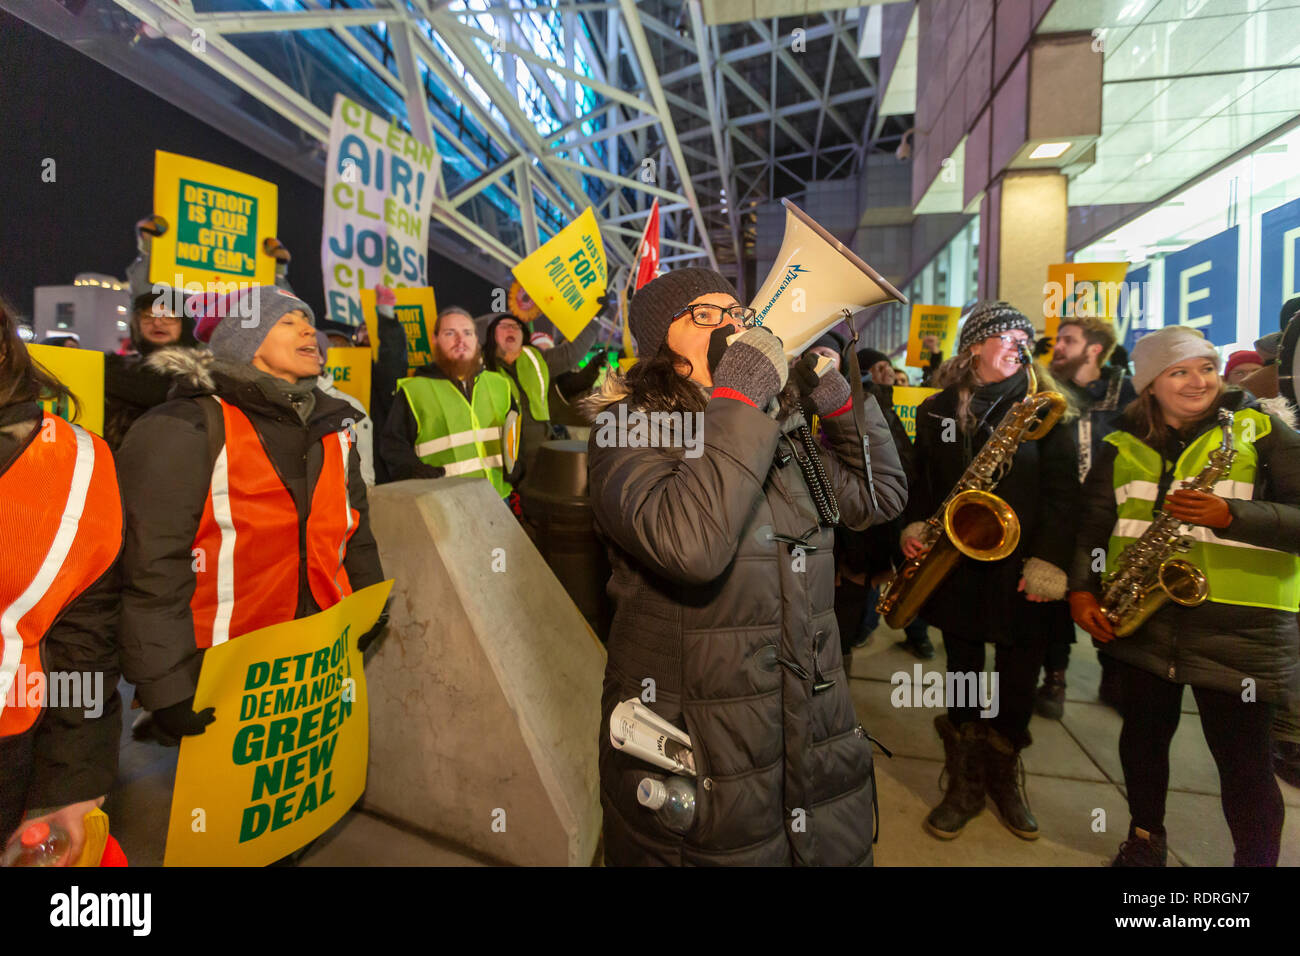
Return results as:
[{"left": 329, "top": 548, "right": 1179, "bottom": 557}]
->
[
  {"left": 957, "top": 301, "right": 1036, "bottom": 353},
  {"left": 628, "top": 268, "right": 737, "bottom": 357}
]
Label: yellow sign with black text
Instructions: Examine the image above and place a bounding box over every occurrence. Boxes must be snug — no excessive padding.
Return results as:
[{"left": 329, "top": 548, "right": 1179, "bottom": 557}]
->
[
  {"left": 150, "top": 150, "right": 279, "bottom": 292},
  {"left": 163, "top": 582, "right": 391, "bottom": 867},
  {"left": 512, "top": 207, "right": 607, "bottom": 342}
]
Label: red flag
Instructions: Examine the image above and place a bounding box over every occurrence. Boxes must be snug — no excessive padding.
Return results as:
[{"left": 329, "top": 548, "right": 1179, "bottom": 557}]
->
[{"left": 633, "top": 200, "right": 660, "bottom": 291}]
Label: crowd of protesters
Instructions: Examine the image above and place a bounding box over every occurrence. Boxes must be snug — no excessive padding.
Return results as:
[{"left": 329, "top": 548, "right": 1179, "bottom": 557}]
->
[{"left": 2, "top": 209, "right": 1298, "bottom": 868}]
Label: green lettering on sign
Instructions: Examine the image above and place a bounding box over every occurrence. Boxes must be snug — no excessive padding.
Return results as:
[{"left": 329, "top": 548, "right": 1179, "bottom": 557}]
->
[{"left": 177, "top": 178, "right": 258, "bottom": 277}]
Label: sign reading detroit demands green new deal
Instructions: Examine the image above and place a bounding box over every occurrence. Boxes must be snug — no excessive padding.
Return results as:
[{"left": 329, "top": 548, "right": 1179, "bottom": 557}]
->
[
  {"left": 176, "top": 179, "right": 259, "bottom": 277},
  {"left": 233, "top": 627, "right": 356, "bottom": 843}
]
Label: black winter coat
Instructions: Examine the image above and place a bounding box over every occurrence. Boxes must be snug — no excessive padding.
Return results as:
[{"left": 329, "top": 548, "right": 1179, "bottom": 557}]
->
[
  {"left": 103, "top": 312, "right": 202, "bottom": 451},
  {"left": 586, "top": 375, "right": 907, "bottom": 866},
  {"left": 0, "top": 404, "right": 122, "bottom": 836},
  {"left": 114, "top": 350, "right": 384, "bottom": 712},
  {"left": 902, "top": 368, "right": 1079, "bottom": 643},
  {"left": 837, "top": 382, "right": 917, "bottom": 580},
  {"left": 1069, "top": 390, "right": 1300, "bottom": 704}
]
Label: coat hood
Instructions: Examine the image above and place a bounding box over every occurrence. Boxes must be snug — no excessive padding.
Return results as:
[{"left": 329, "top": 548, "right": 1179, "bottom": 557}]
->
[{"left": 144, "top": 345, "right": 221, "bottom": 392}]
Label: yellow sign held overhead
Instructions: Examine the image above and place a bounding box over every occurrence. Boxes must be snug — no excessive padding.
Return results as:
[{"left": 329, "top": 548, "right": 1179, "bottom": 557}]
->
[
  {"left": 360, "top": 286, "right": 437, "bottom": 373},
  {"left": 1043, "top": 262, "right": 1129, "bottom": 339},
  {"left": 164, "top": 582, "right": 391, "bottom": 867},
  {"left": 905, "top": 304, "right": 962, "bottom": 369},
  {"left": 29, "top": 344, "right": 104, "bottom": 436},
  {"left": 512, "top": 207, "right": 607, "bottom": 342},
  {"left": 150, "top": 151, "right": 279, "bottom": 292}
]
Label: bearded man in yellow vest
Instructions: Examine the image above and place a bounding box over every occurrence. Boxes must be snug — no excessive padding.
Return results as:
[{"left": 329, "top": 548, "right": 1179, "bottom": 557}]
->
[
  {"left": 483, "top": 311, "right": 599, "bottom": 480},
  {"left": 380, "top": 306, "right": 522, "bottom": 506}
]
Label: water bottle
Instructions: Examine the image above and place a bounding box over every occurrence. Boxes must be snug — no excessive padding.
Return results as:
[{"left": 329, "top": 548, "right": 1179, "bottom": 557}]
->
[
  {"left": 637, "top": 775, "right": 696, "bottom": 834},
  {"left": 2, "top": 820, "right": 70, "bottom": 867}
]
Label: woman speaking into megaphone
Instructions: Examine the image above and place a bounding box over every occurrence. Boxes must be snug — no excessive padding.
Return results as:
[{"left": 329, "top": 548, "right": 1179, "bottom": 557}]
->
[{"left": 582, "top": 268, "right": 907, "bottom": 866}]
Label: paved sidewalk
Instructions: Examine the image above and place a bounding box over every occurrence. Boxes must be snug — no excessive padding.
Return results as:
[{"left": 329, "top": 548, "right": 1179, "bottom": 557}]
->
[{"left": 851, "top": 623, "right": 1300, "bottom": 866}]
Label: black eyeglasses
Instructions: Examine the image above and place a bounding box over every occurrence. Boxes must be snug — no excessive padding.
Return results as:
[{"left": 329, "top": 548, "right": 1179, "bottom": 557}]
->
[{"left": 671, "top": 303, "right": 758, "bottom": 328}]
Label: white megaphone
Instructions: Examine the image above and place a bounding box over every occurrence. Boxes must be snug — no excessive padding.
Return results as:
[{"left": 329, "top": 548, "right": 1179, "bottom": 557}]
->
[{"left": 750, "top": 198, "right": 908, "bottom": 357}]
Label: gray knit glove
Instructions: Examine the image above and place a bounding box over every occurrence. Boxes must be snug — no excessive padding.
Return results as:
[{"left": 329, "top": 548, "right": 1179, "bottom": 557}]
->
[
  {"left": 713, "top": 328, "right": 788, "bottom": 408},
  {"left": 791, "top": 353, "right": 851, "bottom": 417}
]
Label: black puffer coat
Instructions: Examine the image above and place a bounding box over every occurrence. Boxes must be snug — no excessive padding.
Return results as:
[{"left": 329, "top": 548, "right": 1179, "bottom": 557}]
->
[
  {"left": 902, "top": 368, "right": 1079, "bottom": 643},
  {"left": 1069, "top": 389, "right": 1300, "bottom": 704},
  {"left": 586, "top": 374, "right": 907, "bottom": 866}
]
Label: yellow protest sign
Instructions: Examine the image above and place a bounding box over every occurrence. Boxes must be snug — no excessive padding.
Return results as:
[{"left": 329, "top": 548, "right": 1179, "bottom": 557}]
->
[
  {"left": 512, "top": 207, "right": 607, "bottom": 342},
  {"left": 905, "top": 305, "right": 962, "bottom": 369},
  {"left": 892, "top": 385, "right": 939, "bottom": 441},
  {"left": 360, "top": 286, "right": 437, "bottom": 373},
  {"left": 163, "top": 581, "right": 392, "bottom": 867},
  {"left": 29, "top": 344, "right": 104, "bottom": 436},
  {"left": 150, "top": 150, "right": 279, "bottom": 292},
  {"left": 324, "top": 347, "right": 372, "bottom": 415},
  {"left": 1043, "top": 262, "right": 1129, "bottom": 339}
]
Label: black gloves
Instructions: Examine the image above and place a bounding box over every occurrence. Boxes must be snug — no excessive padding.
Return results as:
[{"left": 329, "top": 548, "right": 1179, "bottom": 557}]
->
[
  {"left": 357, "top": 605, "right": 390, "bottom": 655},
  {"left": 152, "top": 697, "right": 216, "bottom": 739}
]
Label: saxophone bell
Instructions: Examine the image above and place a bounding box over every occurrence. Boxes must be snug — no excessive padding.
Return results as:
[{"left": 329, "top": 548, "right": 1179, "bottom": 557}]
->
[{"left": 944, "top": 489, "right": 1020, "bottom": 561}]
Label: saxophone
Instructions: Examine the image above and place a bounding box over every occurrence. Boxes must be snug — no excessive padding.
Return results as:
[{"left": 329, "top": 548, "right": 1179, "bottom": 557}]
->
[
  {"left": 877, "top": 350, "right": 1066, "bottom": 629},
  {"left": 1099, "top": 409, "right": 1236, "bottom": 637}
]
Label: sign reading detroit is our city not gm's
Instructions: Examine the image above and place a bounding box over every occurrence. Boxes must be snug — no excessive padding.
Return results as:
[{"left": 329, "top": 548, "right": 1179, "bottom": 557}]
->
[
  {"left": 149, "top": 150, "right": 279, "bottom": 292},
  {"left": 322, "top": 94, "right": 440, "bottom": 327}
]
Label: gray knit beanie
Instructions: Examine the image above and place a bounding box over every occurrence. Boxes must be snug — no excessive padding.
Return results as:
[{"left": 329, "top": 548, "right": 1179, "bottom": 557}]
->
[
  {"left": 207, "top": 285, "right": 316, "bottom": 365},
  {"left": 957, "top": 301, "right": 1036, "bottom": 353},
  {"left": 629, "top": 268, "right": 738, "bottom": 357},
  {"left": 1130, "top": 325, "right": 1220, "bottom": 393}
]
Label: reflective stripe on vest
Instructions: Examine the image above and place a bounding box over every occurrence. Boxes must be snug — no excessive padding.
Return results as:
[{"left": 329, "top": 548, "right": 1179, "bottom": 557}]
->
[
  {"left": 190, "top": 399, "right": 357, "bottom": 648},
  {"left": 396, "top": 373, "right": 513, "bottom": 497},
  {"left": 1105, "top": 408, "right": 1300, "bottom": 612},
  {"left": 513, "top": 345, "right": 550, "bottom": 421},
  {"left": 0, "top": 416, "right": 121, "bottom": 737}
]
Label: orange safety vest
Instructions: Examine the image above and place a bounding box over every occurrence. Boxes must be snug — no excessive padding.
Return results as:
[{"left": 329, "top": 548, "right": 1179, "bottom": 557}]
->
[
  {"left": 189, "top": 398, "right": 358, "bottom": 648},
  {"left": 0, "top": 415, "right": 122, "bottom": 739}
]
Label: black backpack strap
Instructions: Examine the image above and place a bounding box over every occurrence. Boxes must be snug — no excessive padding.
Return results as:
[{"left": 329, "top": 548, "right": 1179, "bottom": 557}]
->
[{"left": 197, "top": 395, "right": 225, "bottom": 471}]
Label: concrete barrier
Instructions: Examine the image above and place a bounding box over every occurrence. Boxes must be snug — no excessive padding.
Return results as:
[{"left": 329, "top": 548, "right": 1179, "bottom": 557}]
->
[{"left": 363, "top": 478, "right": 606, "bottom": 866}]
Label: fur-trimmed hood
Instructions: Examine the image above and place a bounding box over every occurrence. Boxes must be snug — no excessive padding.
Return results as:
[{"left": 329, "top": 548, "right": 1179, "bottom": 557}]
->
[
  {"left": 1259, "top": 394, "right": 1298, "bottom": 430},
  {"left": 144, "top": 345, "right": 220, "bottom": 392}
]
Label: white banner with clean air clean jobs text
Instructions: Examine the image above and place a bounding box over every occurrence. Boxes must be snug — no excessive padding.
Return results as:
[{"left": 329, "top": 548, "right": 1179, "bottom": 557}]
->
[{"left": 321, "top": 95, "right": 438, "bottom": 326}]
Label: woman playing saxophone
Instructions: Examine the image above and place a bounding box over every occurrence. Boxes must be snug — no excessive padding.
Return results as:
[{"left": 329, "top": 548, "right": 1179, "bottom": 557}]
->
[
  {"left": 899, "top": 302, "right": 1077, "bottom": 843},
  {"left": 1069, "top": 326, "right": 1300, "bottom": 867}
]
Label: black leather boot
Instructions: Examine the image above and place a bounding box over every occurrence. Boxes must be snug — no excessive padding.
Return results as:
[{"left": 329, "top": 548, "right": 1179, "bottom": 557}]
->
[
  {"left": 925, "top": 715, "right": 986, "bottom": 839},
  {"left": 1034, "top": 669, "right": 1066, "bottom": 720},
  {"left": 1112, "top": 827, "right": 1168, "bottom": 866},
  {"left": 984, "top": 727, "right": 1038, "bottom": 840}
]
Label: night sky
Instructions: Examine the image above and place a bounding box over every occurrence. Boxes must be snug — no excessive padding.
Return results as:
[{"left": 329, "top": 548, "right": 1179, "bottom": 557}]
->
[{"left": 0, "top": 9, "right": 497, "bottom": 321}]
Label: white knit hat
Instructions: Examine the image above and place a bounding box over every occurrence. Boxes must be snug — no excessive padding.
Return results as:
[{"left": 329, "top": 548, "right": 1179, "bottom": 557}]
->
[{"left": 1130, "top": 326, "right": 1220, "bottom": 393}]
